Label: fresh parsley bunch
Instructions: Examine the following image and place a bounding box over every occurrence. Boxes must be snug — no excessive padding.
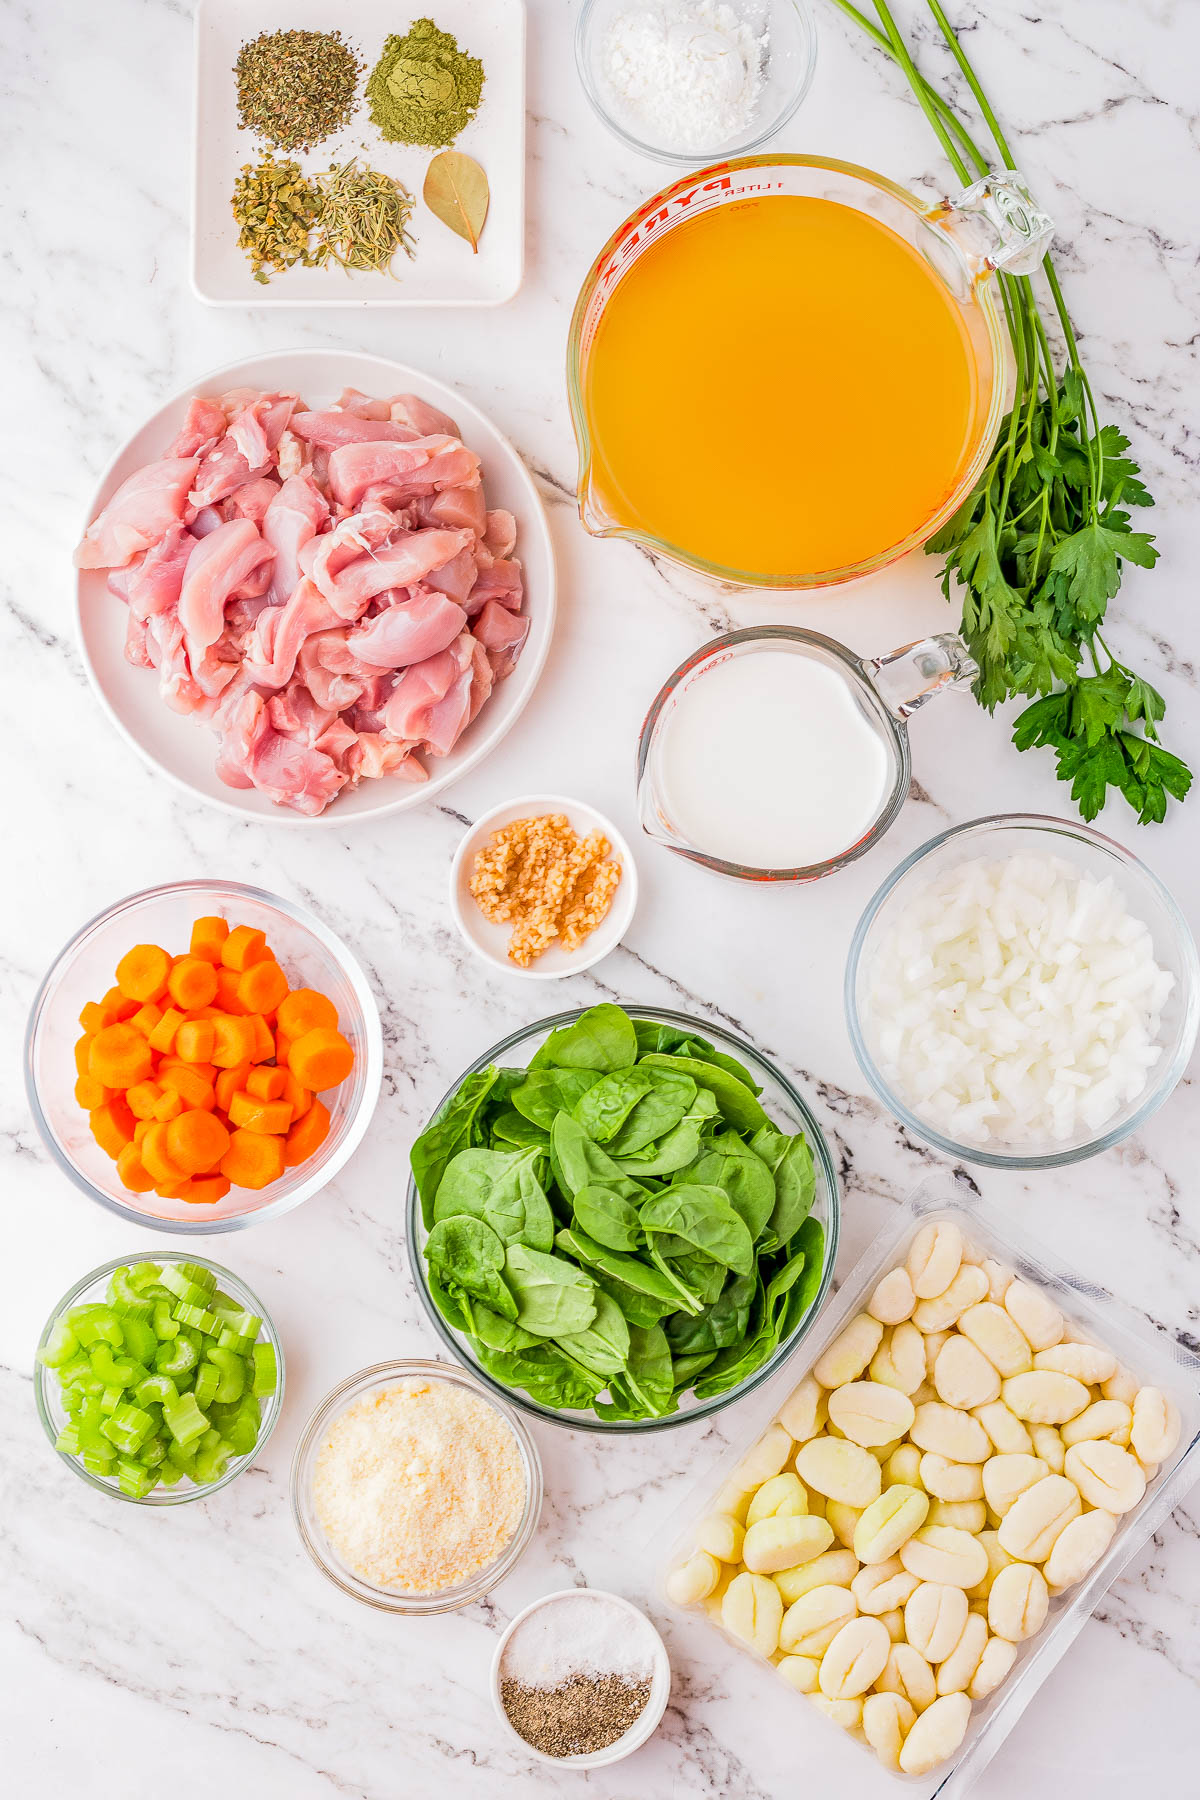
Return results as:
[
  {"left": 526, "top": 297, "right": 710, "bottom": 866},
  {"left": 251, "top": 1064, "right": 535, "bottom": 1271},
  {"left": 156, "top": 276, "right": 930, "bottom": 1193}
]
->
[{"left": 833, "top": 0, "right": 1191, "bottom": 824}]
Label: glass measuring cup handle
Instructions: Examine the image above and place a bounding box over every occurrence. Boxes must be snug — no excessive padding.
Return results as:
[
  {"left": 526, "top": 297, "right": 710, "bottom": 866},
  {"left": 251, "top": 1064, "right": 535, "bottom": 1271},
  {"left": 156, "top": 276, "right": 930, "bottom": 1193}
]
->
[
  {"left": 925, "top": 169, "right": 1055, "bottom": 279},
  {"left": 866, "top": 633, "right": 979, "bottom": 720}
]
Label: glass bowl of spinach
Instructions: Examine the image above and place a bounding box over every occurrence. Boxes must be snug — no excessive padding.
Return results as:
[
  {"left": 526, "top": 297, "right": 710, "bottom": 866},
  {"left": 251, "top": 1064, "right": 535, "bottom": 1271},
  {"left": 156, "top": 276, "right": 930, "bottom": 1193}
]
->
[{"left": 407, "top": 1004, "right": 840, "bottom": 1432}]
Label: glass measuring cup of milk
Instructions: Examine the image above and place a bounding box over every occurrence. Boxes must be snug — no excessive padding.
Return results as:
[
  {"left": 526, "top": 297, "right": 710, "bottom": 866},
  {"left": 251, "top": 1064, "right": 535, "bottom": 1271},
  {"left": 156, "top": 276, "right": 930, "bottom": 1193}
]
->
[{"left": 636, "top": 627, "right": 978, "bottom": 881}]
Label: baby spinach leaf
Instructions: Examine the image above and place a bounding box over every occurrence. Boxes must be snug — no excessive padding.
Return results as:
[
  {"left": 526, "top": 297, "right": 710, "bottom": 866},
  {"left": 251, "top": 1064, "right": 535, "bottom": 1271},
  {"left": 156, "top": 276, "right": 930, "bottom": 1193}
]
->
[
  {"left": 530, "top": 1004, "right": 638, "bottom": 1073},
  {"left": 473, "top": 1339, "right": 603, "bottom": 1410},
  {"left": 573, "top": 1184, "right": 642, "bottom": 1253},
  {"left": 490, "top": 1107, "right": 551, "bottom": 1150},
  {"left": 670, "top": 1349, "right": 716, "bottom": 1389},
  {"left": 504, "top": 1244, "right": 597, "bottom": 1336},
  {"left": 614, "top": 1323, "right": 674, "bottom": 1417},
  {"left": 612, "top": 1117, "right": 704, "bottom": 1177},
  {"left": 751, "top": 1126, "right": 816, "bottom": 1249},
  {"left": 666, "top": 1268, "right": 756, "bottom": 1353},
  {"left": 572, "top": 1068, "right": 656, "bottom": 1142},
  {"left": 468, "top": 1304, "right": 541, "bottom": 1354},
  {"left": 433, "top": 1146, "right": 556, "bottom": 1251},
  {"left": 637, "top": 1054, "right": 769, "bottom": 1133},
  {"left": 633, "top": 1020, "right": 711, "bottom": 1058},
  {"left": 554, "top": 1226, "right": 692, "bottom": 1311},
  {"left": 554, "top": 1290, "right": 631, "bottom": 1378},
  {"left": 781, "top": 1217, "right": 826, "bottom": 1330},
  {"left": 411, "top": 1065, "right": 500, "bottom": 1225},
  {"left": 606, "top": 1068, "right": 697, "bottom": 1155},
  {"left": 589, "top": 1269, "right": 675, "bottom": 1328},
  {"left": 677, "top": 1131, "right": 776, "bottom": 1241},
  {"left": 660, "top": 1248, "right": 726, "bottom": 1306},
  {"left": 551, "top": 1114, "right": 649, "bottom": 1203},
  {"left": 510, "top": 1067, "right": 601, "bottom": 1130},
  {"left": 640, "top": 1185, "right": 754, "bottom": 1276},
  {"left": 424, "top": 1215, "right": 517, "bottom": 1321}
]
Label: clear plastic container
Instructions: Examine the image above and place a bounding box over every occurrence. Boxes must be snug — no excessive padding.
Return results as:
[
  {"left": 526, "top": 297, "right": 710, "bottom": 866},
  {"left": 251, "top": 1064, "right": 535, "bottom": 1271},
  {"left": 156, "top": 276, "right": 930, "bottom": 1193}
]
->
[
  {"left": 658, "top": 1177, "right": 1200, "bottom": 1794},
  {"left": 25, "top": 879, "right": 383, "bottom": 1233}
]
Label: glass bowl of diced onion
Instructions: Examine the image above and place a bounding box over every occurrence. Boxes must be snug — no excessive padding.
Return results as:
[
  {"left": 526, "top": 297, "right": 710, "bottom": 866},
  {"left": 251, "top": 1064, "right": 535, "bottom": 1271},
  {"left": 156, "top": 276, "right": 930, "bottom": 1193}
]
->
[
  {"left": 24, "top": 879, "right": 383, "bottom": 1234},
  {"left": 845, "top": 814, "right": 1199, "bottom": 1169},
  {"left": 34, "top": 1252, "right": 284, "bottom": 1505}
]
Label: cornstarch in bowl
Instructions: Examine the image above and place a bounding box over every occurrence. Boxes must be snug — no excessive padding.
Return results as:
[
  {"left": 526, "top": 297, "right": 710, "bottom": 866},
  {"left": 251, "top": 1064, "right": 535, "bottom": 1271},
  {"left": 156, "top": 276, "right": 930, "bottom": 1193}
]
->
[{"left": 493, "top": 1589, "right": 671, "bottom": 1766}]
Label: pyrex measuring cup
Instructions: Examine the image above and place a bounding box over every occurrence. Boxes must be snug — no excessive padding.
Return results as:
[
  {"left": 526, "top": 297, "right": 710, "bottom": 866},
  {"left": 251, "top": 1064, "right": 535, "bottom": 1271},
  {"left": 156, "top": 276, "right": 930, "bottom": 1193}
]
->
[
  {"left": 568, "top": 157, "right": 1052, "bottom": 589},
  {"left": 636, "top": 626, "right": 978, "bottom": 881}
]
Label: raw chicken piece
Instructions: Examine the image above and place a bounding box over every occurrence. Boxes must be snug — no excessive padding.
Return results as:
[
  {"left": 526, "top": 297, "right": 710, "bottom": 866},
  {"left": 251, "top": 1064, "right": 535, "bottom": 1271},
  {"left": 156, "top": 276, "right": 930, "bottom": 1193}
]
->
[
  {"left": 190, "top": 397, "right": 294, "bottom": 507},
  {"left": 390, "top": 393, "right": 460, "bottom": 438},
  {"left": 167, "top": 397, "right": 227, "bottom": 459},
  {"left": 300, "top": 504, "right": 397, "bottom": 610},
  {"left": 190, "top": 506, "right": 225, "bottom": 537},
  {"left": 310, "top": 527, "right": 475, "bottom": 616},
  {"left": 178, "top": 518, "right": 274, "bottom": 649},
  {"left": 350, "top": 733, "right": 427, "bottom": 782},
  {"left": 465, "top": 635, "right": 494, "bottom": 723},
  {"left": 263, "top": 473, "right": 330, "bottom": 604},
  {"left": 347, "top": 591, "right": 469, "bottom": 669},
  {"left": 214, "top": 686, "right": 346, "bottom": 815},
  {"left": 385, "top": 633, "right": 477, "bottom": 756},
  {"left": 74, "top": 457, "right": 199, "bottom": 569},
  {"left": 268, "top": 680, "right": 337, "bottom": 745},
  {"left": 424, "top": 547, "right": 478, "bottom": 606},
  {"left": 125, "top": 612, "right": 153, "bottom": 668},
  {"left": 472, "top": 598, "right": 530, "bottom": 681},
  {"left": 484, "top": 509, "right": 518, "bottom": 558},
  {"left": 126, "top": 522, "right": 193, "bottom": 621},
  {"left": 326, "top": 437, "right": 480, "bottom": 510},
  {"left": 298, "top": 632, "right": 365, "bottom": 712},
  {"left": 243, "top": 578, "right": 339, "bottom": 688},
  {"left": 289, "top": 410, "right": 418, "bottom": 449},
  {"left": 335, "top": 387, "right": 393, "bottom": 421},
  {"left": 228, "top": 476, "right": 282, "bottom": 524},
  {"left": 146, "top": 610, "right": 204, "bottom": 713},
  {"left": 466, "top": 557, "right": 523, "bottom": 615},
  {"left": 416, "top": 485, "right": 488, "bottom": 537}
]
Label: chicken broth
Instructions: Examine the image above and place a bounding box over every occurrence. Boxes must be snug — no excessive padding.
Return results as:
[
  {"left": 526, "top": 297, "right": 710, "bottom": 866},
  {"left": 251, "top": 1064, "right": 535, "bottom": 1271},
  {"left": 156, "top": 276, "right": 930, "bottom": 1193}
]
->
[{"left": 582, "top": 195, "right": 983, "bottom": 578}]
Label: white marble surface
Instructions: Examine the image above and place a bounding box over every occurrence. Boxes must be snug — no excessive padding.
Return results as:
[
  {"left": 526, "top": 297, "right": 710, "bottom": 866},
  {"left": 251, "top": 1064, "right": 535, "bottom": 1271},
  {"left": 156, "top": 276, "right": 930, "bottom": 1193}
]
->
[{"left": 3, "top": 0, "right": 1199, "bottom": 1794}]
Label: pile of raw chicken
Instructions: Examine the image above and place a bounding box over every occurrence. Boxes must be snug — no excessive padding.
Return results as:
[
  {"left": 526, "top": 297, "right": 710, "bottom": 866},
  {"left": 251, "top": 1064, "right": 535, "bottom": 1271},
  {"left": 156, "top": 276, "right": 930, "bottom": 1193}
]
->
[{"left": 74, "top": 386, "right": 528, "bottom": 816}]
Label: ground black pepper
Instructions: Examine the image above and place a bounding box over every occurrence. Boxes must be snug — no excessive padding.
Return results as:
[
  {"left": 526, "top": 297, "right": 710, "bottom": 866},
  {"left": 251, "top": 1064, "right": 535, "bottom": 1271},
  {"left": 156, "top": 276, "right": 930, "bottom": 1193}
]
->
[{"left": 500, "top": 1673, "right": 651, "bottom": 1758}]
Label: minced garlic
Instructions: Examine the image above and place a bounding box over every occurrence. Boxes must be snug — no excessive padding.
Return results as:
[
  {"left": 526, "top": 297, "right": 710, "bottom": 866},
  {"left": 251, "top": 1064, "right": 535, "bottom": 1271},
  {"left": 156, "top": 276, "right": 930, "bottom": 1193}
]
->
[
  {"left": 469, "top": 813, "right": 622, "bottom": 966},
  {"left": 313, "top": 1377, "right": 526, "bottom": 1592}
]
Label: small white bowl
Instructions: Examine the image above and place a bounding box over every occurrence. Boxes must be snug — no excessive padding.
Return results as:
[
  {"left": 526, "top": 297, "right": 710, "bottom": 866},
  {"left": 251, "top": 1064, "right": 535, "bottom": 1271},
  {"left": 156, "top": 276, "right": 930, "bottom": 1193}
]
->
[
  {"left": 450, "top": 794, "right": 638, "bottom": 980},
  {"left": 490, "top": 1588, "right": 671, "bottom": 1768}
]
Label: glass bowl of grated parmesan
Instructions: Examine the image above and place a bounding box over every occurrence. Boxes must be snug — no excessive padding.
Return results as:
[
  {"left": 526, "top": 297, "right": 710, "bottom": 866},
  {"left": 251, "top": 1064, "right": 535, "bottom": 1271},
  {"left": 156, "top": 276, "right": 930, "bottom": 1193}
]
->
[
  {"left": 290, "top": 1359, "right": 542, "bottom": 1613},
  {"left": 846, "top": 814, "right": 1199, "bottom": 1170}
]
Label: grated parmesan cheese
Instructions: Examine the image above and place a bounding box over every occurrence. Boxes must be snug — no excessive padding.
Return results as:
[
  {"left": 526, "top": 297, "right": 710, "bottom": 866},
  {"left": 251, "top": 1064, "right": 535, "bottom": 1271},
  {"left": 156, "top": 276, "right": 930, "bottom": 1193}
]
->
[{"left": 313, "top": 1376, "right": 527, "bottom": 1593}]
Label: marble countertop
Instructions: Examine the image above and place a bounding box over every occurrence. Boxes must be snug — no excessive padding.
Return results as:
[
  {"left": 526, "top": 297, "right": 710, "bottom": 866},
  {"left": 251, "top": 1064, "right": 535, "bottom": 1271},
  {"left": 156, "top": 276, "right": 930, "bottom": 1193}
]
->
[{"left": 3, "top": 0, "right": 1199, "bottom": 1794}]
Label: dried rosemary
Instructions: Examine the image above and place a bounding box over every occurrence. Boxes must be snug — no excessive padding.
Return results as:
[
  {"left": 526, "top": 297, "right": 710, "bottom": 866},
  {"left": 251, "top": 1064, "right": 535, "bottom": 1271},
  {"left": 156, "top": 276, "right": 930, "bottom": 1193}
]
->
[
  {"left": 314, "top": 160, "right": 416, "bottom": 275},
  {"left": 235, "top": 29, "right": 362, "bottom": 153}
]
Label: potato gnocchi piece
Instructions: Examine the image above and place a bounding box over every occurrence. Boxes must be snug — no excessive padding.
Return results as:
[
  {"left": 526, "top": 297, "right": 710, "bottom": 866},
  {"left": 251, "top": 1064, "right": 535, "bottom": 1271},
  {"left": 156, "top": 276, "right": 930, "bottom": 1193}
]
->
[
  {"left": 1034, "top": 1341, "right": 1116, "bottom": 1385},
  {"left": 1043, "top": 1509, "right": 1118, "bottom": 1590},
  {"left": 958, "top": 1301, "right": 1033, "bottom": 1378},
  {"left": 722, "top": 1570, "right": 783, "bottom": 1657},
  {"left": 746, "top": 1473, "right": 808, "bottom": 1526},
  {"left": 775, "top": 1548, "right": 858, "bottom": 1605},
  {"left": 900, "top": 1525, "right": 989, "bottom": 1590},
  {"left": 869, "top": 1320, "right": 926, "bottom": 1395},
  {"left": 906, "top": 1221, "right": 964, "bottom": 1300},
  {"left": 913, "top": 1264, "right": 989, "bottom": 1333},
  {"left": 795, "top": 1437, "right": 882, "bottom": 1508},
  {"left": 1002, "top": 1370, "right": 1090, "bottom": 1426},
  {"left": 1063, "top": 1441, "right": 1145, "bottom": 1514},
  {"left": 1061, "top": 1399, "right": 1132, "bottom": 1448},
  {"left": 813, "top": 1313, "right": 884, "bottom": 1390},
  {"left": 936, "top": 1609, "right": 989, "bottom": 1696},
  {"left": 877, "top": 1641, "right": 936, "bottom": 1713},
  {"left": 920, "top": 1452, "right": 984, "bottom": 1502},
  {"left": 934, "top": 1334, "right": 1003, "bottom": 1409},
  {"left": 744, "top": 1513, "right": 835, "bottom": 1574},
  {"left": 863, "top": 1691, "right": 916, "bottom": 1770},
  {"left": 972, "top": 1400, "right": 1033, "bottom": 1455},
  {"left": 987, "top": 1562, "right": 1049, "bottom": 1641},
  {"left": 780, "top": 1584, "right": 858, "bottom": 1657},
  {"left": 904, "top": 1579, "right": 968, "bottom": 1663},
  {"left": 853, "top": 1485, "right": 929, "bottom": 1565},
  {"left": 1131, "top": 1387, "right": 1181, "bottom": 1465},
  {"left": 997, "top": 1474, "right": 1081, "bottom": 1563},
  {"left": 818, "top": 1616, "right": 891, "bottom": 1698},
  {"left": 827, "top": 1379, "right": 916, "bottom": 1447},
  {"left": 779, "top": 1376, "right": 826, "bottom": 1444},
  {"left": 899, "top": 1691, "right": 972, "bottom": 1774},
  {"left": 696, "top": 1512, "right": 746, "bottom": 1562},
  {"left": 968, "top": 1633, "right": 1018, "bottom": 1699},
  {"left": 1004, "top": 1280, "right": 1064, "bottom": 1352},
  {"left": 868, "top": 1267, "right": 916, "bottom": 1325},
  {"left": 666, "top": 1551, "right": 720, "bottom": 1605}
]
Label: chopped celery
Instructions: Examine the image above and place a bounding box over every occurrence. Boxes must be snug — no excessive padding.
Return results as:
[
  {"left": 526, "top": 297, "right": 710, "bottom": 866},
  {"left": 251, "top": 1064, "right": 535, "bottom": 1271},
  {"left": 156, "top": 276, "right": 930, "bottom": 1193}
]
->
[
  {"left": 38, "top": 1321, "right": 79, "bottom": 1367},
  {"left": 107, "top": 1267, "right": 155, "bottom": 1318},
  {"left": 82, "top": 1449, "right": 115, "bottom": 1477},
  {"left": 157, "top": 1460, "right": 183, "bottom": 1486},
  {"left": 173, "top": 1303, "right": 219, "bottom": 1335},
  {"left": 54, "top": 1424, "right": 80, "bottom": 1456},
  {"left": 99, "top": 1385, "right": 124, "bottom": 1414},
  {"left": 207, "top": 1347, "right": 246, "bottom": 1403},
  {"left": 161, "top": 1265, "right": 215, "bottom": 1306},
  {"left": 163, "top": 1392, "right": 209, "bottom": 1447},
  {"left": 217, "top": 1329, "right": 255, "bottom": 1356},
  {"left": 100, "top": 1403, "right": 154, "bottom": 1453},
  {"left": 89, "top": 1346, "right": 146, "bottom": 1389},
  {"left": 154, "top": 1336, "right": 198, "bottom": 1378},
  {"left": 118, "top": 1315, "right": 157, "bottom": 1364},
  {"left": 135, "top": 1373, "right": 179, "bottom": 1409},
  {"left": 117, "top": 1460, "right": 157, "bottom": 1498},
  {"left": 193, "top": 1362, "right": 220, "bottom": 1409},
  {"left": 252, "top": 1343, "right": 277, "bottom": 1397},
  {"left": 214, "top": 1307, "right": 261, "bottom": 1339},
  {"left": 152, "top": 1301, "right": 180, "bottom": 1341},
  {"left": 70, "top": 1307, "right": 124, "bottom": 1348}
]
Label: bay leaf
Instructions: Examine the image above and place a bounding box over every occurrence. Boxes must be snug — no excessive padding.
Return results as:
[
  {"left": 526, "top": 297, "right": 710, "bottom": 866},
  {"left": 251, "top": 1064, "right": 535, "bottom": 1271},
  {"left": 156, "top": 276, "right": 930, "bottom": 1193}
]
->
[{"left": 423, "top": 151, "right": 489, "bottom": 254}]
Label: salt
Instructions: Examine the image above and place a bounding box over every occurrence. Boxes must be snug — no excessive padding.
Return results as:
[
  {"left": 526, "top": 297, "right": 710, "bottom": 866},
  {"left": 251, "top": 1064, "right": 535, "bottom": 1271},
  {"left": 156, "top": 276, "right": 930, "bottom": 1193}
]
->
[
  {"left": 500, "top": 1594, "right": 656, "bottom": 1687},
  {"left": 599, "top": 0, "right": 767, "bottom": 153}
]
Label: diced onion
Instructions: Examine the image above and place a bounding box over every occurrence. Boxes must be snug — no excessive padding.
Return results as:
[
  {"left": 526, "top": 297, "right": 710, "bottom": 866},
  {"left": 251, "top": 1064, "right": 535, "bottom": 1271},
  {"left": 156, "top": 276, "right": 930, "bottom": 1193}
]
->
[{"left": 864, "top": 853, "right": 1173, "bottom": 1146}]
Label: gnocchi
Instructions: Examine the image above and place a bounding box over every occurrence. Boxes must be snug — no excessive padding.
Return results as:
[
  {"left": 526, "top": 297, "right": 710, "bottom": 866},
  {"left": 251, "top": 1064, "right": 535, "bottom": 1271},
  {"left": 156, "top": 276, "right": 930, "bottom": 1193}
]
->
[{"left": 665, "top": 1221, "right": 1182, "bottom": 1781}]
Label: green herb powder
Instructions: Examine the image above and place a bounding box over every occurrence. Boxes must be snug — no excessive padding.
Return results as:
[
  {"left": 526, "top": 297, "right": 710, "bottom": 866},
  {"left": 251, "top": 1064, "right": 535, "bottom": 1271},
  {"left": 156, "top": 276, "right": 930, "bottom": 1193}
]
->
[{"left": 365, "top": 17, "right": 485, "bottom": 148}]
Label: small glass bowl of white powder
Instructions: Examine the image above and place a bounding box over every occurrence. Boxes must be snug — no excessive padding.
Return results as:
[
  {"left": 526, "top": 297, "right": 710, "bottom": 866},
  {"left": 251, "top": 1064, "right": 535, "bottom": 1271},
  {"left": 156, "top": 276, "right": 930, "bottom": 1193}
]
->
[
  {"left": 291, "top": 1360, "right": 542, "bottom": 1613},
  {"left": 576, "top": 0, "right": 817, "bottom": 163},
  {"left": 491, "top": 1589, "right": 671, "bottom": 1767}
]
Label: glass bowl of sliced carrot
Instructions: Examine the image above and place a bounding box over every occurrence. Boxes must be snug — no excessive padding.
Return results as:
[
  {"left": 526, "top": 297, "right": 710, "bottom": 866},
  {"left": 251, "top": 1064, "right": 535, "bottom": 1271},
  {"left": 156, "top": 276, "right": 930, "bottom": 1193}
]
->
[{"left": 25, "top": 880, "right": 383, "bottom": 1233}]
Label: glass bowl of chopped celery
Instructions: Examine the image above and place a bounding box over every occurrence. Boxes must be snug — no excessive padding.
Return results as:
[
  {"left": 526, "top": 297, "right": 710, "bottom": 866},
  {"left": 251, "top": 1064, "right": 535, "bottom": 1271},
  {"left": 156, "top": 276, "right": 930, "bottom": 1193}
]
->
[
  {"left": 846, "top": 813, "right": 1199, "bottom": 1170},
  {"left": 34, "top": 1253, "right": 284, "bottom": 1504},
  {"left": 405, "top": 1004, "right": 840, "bottom": 1434}
]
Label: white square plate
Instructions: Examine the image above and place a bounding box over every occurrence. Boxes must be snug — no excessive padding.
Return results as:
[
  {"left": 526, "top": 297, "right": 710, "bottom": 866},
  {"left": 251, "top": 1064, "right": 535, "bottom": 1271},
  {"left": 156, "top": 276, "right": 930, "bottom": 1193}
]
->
[{"left": 193, "top": 0, "right": 525, "bottom": 305}]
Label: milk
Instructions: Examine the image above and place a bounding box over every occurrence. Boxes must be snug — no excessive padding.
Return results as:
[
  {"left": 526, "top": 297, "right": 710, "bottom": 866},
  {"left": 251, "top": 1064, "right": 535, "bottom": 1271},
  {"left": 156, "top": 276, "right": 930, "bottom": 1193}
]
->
[{"left": 657, "top": 650, "right": 891, "bottom": 869}]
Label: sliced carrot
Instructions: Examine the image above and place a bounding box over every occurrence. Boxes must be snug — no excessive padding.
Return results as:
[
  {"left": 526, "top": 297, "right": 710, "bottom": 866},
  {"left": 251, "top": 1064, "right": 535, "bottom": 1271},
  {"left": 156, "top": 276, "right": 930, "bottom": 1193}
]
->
[
  {"left": 182, "top": 1174, "right": 232, "bottom": 1205},
  {"left": 152, "top": 1088, "right": 184, "bottom": 1122},
  {"left": 154, "top": 1177, "right": 192, "bottom": 1200},
  {"left": 276, "top": 988, "right": 338, "bottom": 1039},
  {"left": 247, "top": 1013, "right": 275, "bottom": 1063},
  {"left": 89, "top": 1022, "right": 153, "bottom": 1089},
  {"left": 79, "top": 1001, "right": 106, "bottom": 1034},
  {"left": 130, "top": 1001, "right": 164, "bottom": 1039},
  {"left": 90, "top": 1099, "right": 136, "bottom": 1159},
  {"left": 74, "top": 1035, "right": 95, "bottom": 1077},
  {"left": 101, "top": 986, "right": 139, "bottom": 1024},
  {"left": 116, "top": 1142, "right": 155, "bottom": 1194},
  {"left": 246, "top": 1065, "right": 287, "bottom": 1102},
  {"left": 221, "top": 925, "right": 270, "bottom": 972},
  {"left": 215, "top": 966, "right": 249, "bottom": 1014},
  {"left": 220, "top": 1127, "right": 284, "bottom": 1190},
  {"left": 284, "top": 1098, "right": 330, "bottom": 1167},
  {"left": 280, "top": 1070, "right": 312, "bottom": 1122},
  {"left": 288, "top": 1028, "right": 354, "bottom": 1093},
  {"left": 175, "top": 1019, "right": 215, "bottom": 1064},
  {"left": 214, "top": 1061, "right": 253, "bottom": 1113},
  {"left": 167, "top": 956, "right": 219, "bottom": 1011},
  {"left": 274, "top": 1028, "right": 294, "bottom": 1068},
  {"left": 157, "top": 1063, "right": 216, "bottom": 1111},
  {"left": 190, "top": 916, "right": 230, "bottom": 965},
  {"left": 228, "top": 1091, "right": 293, "bottom": 1135},
  {"left": 166, "top": 1109, "right": 231, "bottom": 1175},
  {"left": 141, "top": 1122, "right": 185, "bottom": 1185},
  {"left": 148, "top": 1006, "right": 185, "bottom": 1054},
  {"left": 126, "top": 1080, "right": 163, "bottom": 1121},
  {"left": 74, "top": 1074, "right": 109, "bottom": 1111},
  {"left": 236, "top": 958, "right": 288, "bottom": 1017},
  {"left": 133, "top": 1119, "right": 151, "bottom": 1146},
  {"left": 210, "top": 1014, "right": 257, "bottom": 1068},
  {"left": 115, "top": 944, "right": 171, "bottom": 1004}
]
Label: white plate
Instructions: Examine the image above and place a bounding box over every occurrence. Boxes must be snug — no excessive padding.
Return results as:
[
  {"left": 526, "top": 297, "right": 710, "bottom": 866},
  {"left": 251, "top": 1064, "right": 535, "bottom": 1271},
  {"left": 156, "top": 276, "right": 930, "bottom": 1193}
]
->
[
  {"left": 193, "top": 0, "right": 525, "bottom": 306},
  {"left": 75, "top": 348, "right": 556, "bottom": 827},
  {"left": 449, "top": 793, "right": 638, "bottom": 978}
]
